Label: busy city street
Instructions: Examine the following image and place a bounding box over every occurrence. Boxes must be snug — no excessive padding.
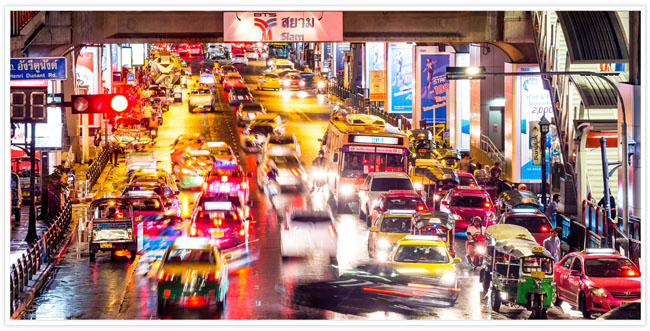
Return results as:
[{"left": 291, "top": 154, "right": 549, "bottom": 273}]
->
[{"left": 8, "top": 9, "right": 643, "bottom": 323}]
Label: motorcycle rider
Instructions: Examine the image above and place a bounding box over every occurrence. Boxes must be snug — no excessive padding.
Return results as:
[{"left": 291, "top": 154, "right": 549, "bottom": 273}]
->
[
  {"left": 466, "top": 216, "right": 486, "bottom": 264},
  {"left": 311, "top": 150, "right": 326, "bottom": 191},
  {"left": 265, "top": 160, "right": 280, "bottom": 198}
]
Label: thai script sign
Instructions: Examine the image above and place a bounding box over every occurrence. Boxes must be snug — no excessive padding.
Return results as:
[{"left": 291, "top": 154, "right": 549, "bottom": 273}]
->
[
  {"left": 224, "top": 12, "right": 343, "bottom": 42},
  {"left": 10, "top": 57, "right": 67, "bottom": 80}
]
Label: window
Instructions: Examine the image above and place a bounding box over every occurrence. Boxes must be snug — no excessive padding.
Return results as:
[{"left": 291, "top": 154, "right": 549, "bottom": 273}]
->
[
  {"left": 264, "top": 73, "right": 279, "bottom": 79},
  {"left": 584, "top": 258, "right": 640, "bottom": 277},
  {"left": 124, "top": 186, "right": 162, "bottom": 197},
  {"left": 380, "top": 217, "right": 412, "bottom": 233},
  {"left": 504, "top": 216, "right": 551, "bottom": 232},
  {"left": 342, "top": 152, "right": 406, "bottom": 176},
  {"left": 385, "top": 198, "right": 422, "bottom": 210},
  {"left": 269, "top": 155, "right": 300, "bottom": 168},
  {"left": 450, "top": 196, "right": 489, "bottom": 208},
  {"left": 561, "top": 256, "right": 575, "bottom": 269},
  {"left": 232, "top": 88, "right": 249, "bottom": 95},
  {"left": 522, "top": 256, "right": 554, "bottom": 275},
  {"left": 166, "top": 249, "right": 214, "bottom": 264},
  {"left": 459, "top": 176, "right": 477, "bottom": 186},
  {"left": 163, "top": 185, "right": 173, "bottom": 197},
  {"left": 187, "top": 155, "right": 215, "bottom": 167},
  {"left": 571, "top": 258, "right": 582, "bottom": 273},
  {"left": 371, "top": 178, "right": 413, "bottom": 191},
  {"left": 174, "top": 138, "right": 203, "bottom": 147},
  {"left": 130, "top": 198, "right": 162, "bottom": 211},
  {"left": 393, "top": 245, "right": 449, "bottom": 264}
]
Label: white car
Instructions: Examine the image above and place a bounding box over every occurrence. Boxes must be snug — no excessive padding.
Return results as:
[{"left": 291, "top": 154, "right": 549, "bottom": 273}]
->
[
  {"left": 358, "top": 172, "right": 415, "bottom": 226},
  {"left": 281, "top": 209, "right": 338, "bottom": 260},
  {"left": 256, "top": 153, "right": 306, "bottom": 191},
  {"left": 264, "top": 133, "right": 300, "bottom": 158},
  {"left": 232, "top": 54, "right": 248, "bottom": 66},
  {"left": 245, "top": 51, "right": 259, "bottom": 60}
]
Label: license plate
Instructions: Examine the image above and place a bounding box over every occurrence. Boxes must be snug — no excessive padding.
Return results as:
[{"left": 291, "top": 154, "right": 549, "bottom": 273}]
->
[
  {"left": 136, "top": 216, "right": 142, "bottom": 222},
  {"left": 621, "top": 301, "right": 630, "bottom": 305},
  {"left": 238, "top": 96, "right": 243, "bottom": 100},
  {"left": 211, "top": 230, "right": 224, "bottom": 238},
  {"left": 100, "top": 243, "right": 113, "bottom": 249}
]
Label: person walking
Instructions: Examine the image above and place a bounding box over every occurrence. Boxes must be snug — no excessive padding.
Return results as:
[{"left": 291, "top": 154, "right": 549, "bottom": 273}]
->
[
  {"left": 474, "top": 162, "right": 487, "bottom": 184},
  {"left": 543, "top": 229, "right": 561, "bottom": 261},
  {"left": 598, "top": 189, "right": 617, "bottom": 219},
  {"left": 545, "top": 194, "right": 560, "bottom": 227}
]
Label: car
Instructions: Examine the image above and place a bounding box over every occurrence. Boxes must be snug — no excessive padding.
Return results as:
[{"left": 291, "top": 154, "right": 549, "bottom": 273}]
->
[
  {"left": 439, "top": 185, "right": 497, "bottom": 232},
  {"left": 597, "top": 301, "right": 641, "bottom": 320},
  {"left": 257, "top": 72, "right": 281, "bottom": 91},
  {"left": 497, "top": 209, "right": 554, "bottom": 245},
  {"left": 388, "top": 235, "right": 461, "bottom": 305},
  {"left": 187, "top": 87, "right": 215, "bottom": 113},
  {"left": 457, "top": 172, "right": 479, "bottom": 187},
  {"left": 156, "top": 237, "right": 229, "bottom": 314},
  {"left": 256, "top": 153, "right": 307, "bottom": 192},
  {"left": 223, "top": 73, "right": 245, "bottom": 90},
  {"left": 188, "top": 193, "right": 250, "bottom": 250},
  {"left": 280, "top": 72, "right": 306, "bottom": 91},
  {"left": 281, "top": 209, "right": 338, "bottom": 260},
  {"left": 299, "top": 72, "right": 317, "bottom": 90},
  {"left": 367, "top": 213, "right": 414, "bottom": 259},
  {"left": 245, "top": 51, "right": 259, "bottom": 60},
  {"left": 264, "top": 133, "right": 300, "bottom": 157},
  {"left": 237, "top": 102, "right": 267, "bottom": 126},
  {"left": 217, "top": 65, "right": 237, "bottom": 83},
  {"left": 202, "top": 141, "right": 237, "bottom": 163},
  {"left": 121, "top": 182, "right": 181, "bottom": 217},
  {"left": 242, "top": 114, "right": 286, "bottom": 152},
  {"left": 120, "top": 191, "right": 167, "bottom": 224},
  {"left": 172, "top": 150, "right": 216, "bottom": 190},
  {"left": 367, "top": 190, "right": 427, "bottom": 227},
  {"left": 202, "top": 162, "right": 250, "bottom": 202},
  {"left": 554, "top": 248, "right": 640, "bottom": 319},
  {"left": 228, "top": 87, "right": 254, "bottom": 107},
  {"left": 231, "top": 53, "right": 248, "bottom": 66},
  {"left": 170, "top": 133, "right": 205, "bottom": 164},
  {"left": 129, "top": 168, "right": 180, "bottom": 194},
  {"left": 359, "top": 172, "right": 415, "bottom": 227}
]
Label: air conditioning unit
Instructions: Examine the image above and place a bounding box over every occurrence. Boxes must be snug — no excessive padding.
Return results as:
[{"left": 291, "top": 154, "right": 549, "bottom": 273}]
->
[{"left": 345, "top": 114, "right": 385, "bottom": 127}]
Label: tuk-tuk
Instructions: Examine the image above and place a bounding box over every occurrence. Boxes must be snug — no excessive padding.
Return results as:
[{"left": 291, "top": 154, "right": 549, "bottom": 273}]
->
[
  {"left": 113, "top": 117, "right": 153, "bottom": 151},
  {"left": 432, "top": 148, "right": 461, "bottom": 171},
  {"left": 11, "top": 172, "right": 22, "bottom": 222},
  {"left": 495, "top": 190, "right": 541, "bottom": 215},
  {"left": 11, "top": 157, "right": 41, "bottom": 203},
  {"left": 125, "top": 151, "right": 157, "bottom": 179},
  {"left": 412, "top": 210, "right": 456, "bottom": 257},
  {"left": 408, "top": 129, "right": 435, "bottom": 162},
  {"left": 486, "top": 237, "right": 555, "bottom": 319},
  {"left": 409, "top": 162, "right": 459, "bottom": 209},
  {"left": 88, "top": 198, "right": 137, "bottom": 262}
]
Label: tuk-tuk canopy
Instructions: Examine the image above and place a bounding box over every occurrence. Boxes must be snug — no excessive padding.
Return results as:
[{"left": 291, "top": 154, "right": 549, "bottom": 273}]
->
[
  {"left": 413, "top": 165, "right": 459, "bottom": 184},
  {"left": 432, "top": 148, "right": 460, "bottom": 160},
  {"left": 497, "top": 190, "right": 541, "bottom": 209},
  {"left": 494, "top": 238, "right": 554, "bottom": 259},
  {"left": 410, "top": 129, "right": 432, "bottom": 141},
  {"left": 414, "top": 210, "right": 454, "bottom": 230},
  {"left": 485, "top": 224, "right": 536, "bottom": 242}
]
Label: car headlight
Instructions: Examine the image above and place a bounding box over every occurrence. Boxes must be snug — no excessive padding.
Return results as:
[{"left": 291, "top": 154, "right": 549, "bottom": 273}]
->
[
  {"left": 378, "top": 239, "right": 391, "bottom": 249},
  {"left": 317, "top": 81, "right": 325, "bottom": 88},
  {"left": 340, "top": 183, "right": 355, "bottom": 196},
  {"left": 589, "top": 287, "right": 608, "bottom": 298},
  {"left": 377, "top": 251, "right": 388, "bottom": 261},
  {"left": 267, "top": 60, "right": 273, "bottom": 66},
  {"left": 413, "top": 182, "right": 423, "bottom": 191},
  {"left": 475, "top": 245, "right": 486, "bottom": 255},
  {"left": 434, "top": 194, "right": 441, "bottom": 201},
  {"left": 452, "top": 214, "right": 462, "bottom": 221},
  {"left": 283, "top": 80, "right": 290, "bottom": 87},
  {"left": 440, "top": 272, "right": 456, "bottom": 286}
]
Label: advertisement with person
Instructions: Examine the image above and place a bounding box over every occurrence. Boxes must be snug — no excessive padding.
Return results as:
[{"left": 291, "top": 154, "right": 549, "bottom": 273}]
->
[
  {"left": 518, "top": 67, "right": 553, "bottom": 182},
  {"left": 420, "top": 53, "right": 450, "bottom": 124},
  {"left": 365, "top": 42, "right": 384, "bottom": 88},
  {"left": 76, "top": 51, "right": 94, "bottom": 88},
  {"left": 387, "top": 43, "right": 413, "bottom": 113}
]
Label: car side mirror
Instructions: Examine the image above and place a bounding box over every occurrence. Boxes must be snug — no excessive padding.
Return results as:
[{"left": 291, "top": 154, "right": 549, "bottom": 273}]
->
[
  {"left": 570, "top": 270, "right": 581, "bottom": 277},
  {"left": 453, "top": 257, "right": 461, "bottom": 264},
  {"left": 369, "top": 227, "right": 378, "bottom": 232}
]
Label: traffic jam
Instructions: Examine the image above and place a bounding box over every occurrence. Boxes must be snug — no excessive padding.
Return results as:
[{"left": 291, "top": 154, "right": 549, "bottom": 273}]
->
[{"left": 17, "top": 41, "right": 640, "bottom": 321}]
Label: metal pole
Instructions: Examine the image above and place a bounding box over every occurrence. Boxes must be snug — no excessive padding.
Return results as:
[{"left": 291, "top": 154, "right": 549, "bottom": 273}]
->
[
  {"left": 540, "top": 130, "right": 547, "bottom": 211},
  {"left": 600, "top": 137, "right": 612, "bottom": 220},
  {"left": 25, "top": 122, "right": 38, "bottom": 244}
]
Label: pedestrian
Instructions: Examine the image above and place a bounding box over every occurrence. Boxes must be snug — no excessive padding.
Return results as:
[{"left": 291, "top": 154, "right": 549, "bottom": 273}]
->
[
  {"left": 545, "top": 194, "right": 560, "bottom": 227},
  {"left": 543, "top": 229, "right": 561, "bottom": 261},
  {"left": 489, "top": 162, "right": 502, "bottom": 183},
  {"left": 460, "top": 155, "right": 471, "bottom": 173},
  {"left": 597, "top": 188, "right": 617, "bottom": 219},
  {"left": 111, "top": 142, "right": 121, "bottom": 166},
  {"left": 474, "top": 162, "right": 487, "bottom": 184}
]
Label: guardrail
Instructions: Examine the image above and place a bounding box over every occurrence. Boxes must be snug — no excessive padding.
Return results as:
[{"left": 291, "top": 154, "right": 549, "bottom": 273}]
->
[
  {"left": 9, "top": 196, "right": 72, "bottom": 315},
  {"left": 86, "top": 145, "right": 111, "bottom": 189},
  {"left": 480, "top": 134, "right": 505, "bottom": 164},
  {"left": 11, "top": 11, "right": 38, "bottom": 37}
]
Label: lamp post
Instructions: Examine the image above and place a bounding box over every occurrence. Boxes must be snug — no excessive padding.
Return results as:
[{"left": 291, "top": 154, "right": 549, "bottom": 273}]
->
[
  {"left": 539, "top": 115, "right": 550, "bottom": 210},
  {"left": 446, "top": 66, "right": 632, "bottom": 236}
]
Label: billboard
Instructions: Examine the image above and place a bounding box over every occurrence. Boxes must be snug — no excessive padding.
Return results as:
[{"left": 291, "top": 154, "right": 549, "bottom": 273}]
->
[
  {"left": 365, "top": 42, "right": 384, "bottom": 88},
  {"left": 387, "top": 43, "right": 413, "bottom": 113},
  {"left": 121, "top": 47, "right": 132, "bottom": 68},
  {"left": 131, "top": 44, "right": 145, "bottom": 66},
  {"left": 11, "top": 106, "right": 62, "bottom": 149},
  {"left": 420, "top": 53, "right": 450, "bottom": 124},
  {"left": 369, "top": 71, "right": 385, "bottom": 101},
  {"left": 334, "top": 42, "right": 350, "bottom": 76},
  {"left": 517, "top": 67, "right": 553, "bottom": 182},
  {"left": 224, "top": 12, "right": 343, "bottom": 42}
]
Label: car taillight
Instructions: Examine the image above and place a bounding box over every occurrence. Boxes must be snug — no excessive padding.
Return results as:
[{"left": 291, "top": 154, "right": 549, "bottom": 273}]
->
[
  {"left": 484, "top": 201, "right": 493, "bottom": 208},
  {"left": 328, "top": 224, "right": 336, "bottom": 238},
  {"left": 157, "top": 269, "right": 165, "bottom": 281},
  {"left": 240, "top": 180, "right": 248, "bottom": 189},
  {"left": 190, "top": 226, "right": 197, "bottom": 236},
  {"left": 408, "top": 282, "right": 434, "bottom": 289},
  {"left": 540, "top": 225, "right": 549, "bottom": 232},
  {"left": 287, "top": 224, "right": 292, "bottom": 232},
  {"left": 239, "top": 228, "right": 246, "bottom": 237},
  {"left": 245, "top": 95, "right": 250, "bottom": 100},
  {"left": 625, "top": 269, "right": 639, "bottom": 277},
  {"left": 290, "top": 168, "right": 303, "bottom": 176},
  {"left": 416, "top": 204, "right": 426, "bottom": 212},
  {"left": 207, "top": 269, "right": 220, "bottom": 281},
  {"left": 127, "top": 228, "right": 133, "bottom": 240},
  {"left": 213, "top": 218, "right": 222, "bottom": 227}
]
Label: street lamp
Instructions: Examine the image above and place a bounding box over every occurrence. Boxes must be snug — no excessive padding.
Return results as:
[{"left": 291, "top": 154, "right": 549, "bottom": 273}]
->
[{"left": 539, "top": 115, "right": 550, "bottom": 209}]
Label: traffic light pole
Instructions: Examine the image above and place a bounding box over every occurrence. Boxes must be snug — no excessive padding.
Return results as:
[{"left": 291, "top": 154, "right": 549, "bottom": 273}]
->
[{"left": 25, "top": 122, "right": 39, "bottom": 244}]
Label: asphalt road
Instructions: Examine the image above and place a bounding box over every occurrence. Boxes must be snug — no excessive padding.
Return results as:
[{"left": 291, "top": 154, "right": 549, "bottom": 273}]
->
[{"left": 21, "top": 57, "right": 586, "bottom": 321}]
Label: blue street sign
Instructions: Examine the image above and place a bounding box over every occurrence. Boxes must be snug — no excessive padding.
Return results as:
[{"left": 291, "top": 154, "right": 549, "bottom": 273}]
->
[
  {"left": 10, "top": 57, "right": 67, "bottom": 80},
  {"left": 126, "top": 73, "right": 135, "bottom": 82}
]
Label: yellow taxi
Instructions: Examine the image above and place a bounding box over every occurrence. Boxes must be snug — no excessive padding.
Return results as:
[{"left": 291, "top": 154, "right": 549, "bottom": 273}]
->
[
  {"left": 129, "top": 168, "right": 180, "bottom": 194},
  {"left": 368, "top": 213, "right": 413, "bottom": 260},
  {"left": 389, "top": 235, "right": 461, "bottom": 303},
  {"left": 156, "top": 237, "right": 229, "bottom": 314}
]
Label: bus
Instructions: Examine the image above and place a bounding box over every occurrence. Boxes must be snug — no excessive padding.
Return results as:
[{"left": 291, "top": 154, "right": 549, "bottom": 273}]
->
[
  {"left": 267, "top": 43, "right": 289, "bottom": 59},
  {"left": 319, "top": 113, "right": 410, "bottom": 211}
]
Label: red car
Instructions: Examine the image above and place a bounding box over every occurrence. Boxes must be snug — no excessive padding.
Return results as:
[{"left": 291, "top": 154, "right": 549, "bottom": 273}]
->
[
  {"left": 440, "top": 186, "right": 497, "bottom": 232},
  {"left": 202, "top": 163, "right": 250, "bottom": 202},
  {"left": 554, "top": 248, "right": 640, "bottom": 318},
  {"left": 456, "top": 172, "right": 479, "bottom": 187},
  {"left": 189, "top": 193, "right": 250, "bottom": 249},
  {"left": 368, "top": 190, "right": 427, "bottom": 227},
  {"left": 497, "top": 209, "right": 553, "bottom": 245},
  {"left": 122, "top": 182, "right": 181, "bottom": 217}
]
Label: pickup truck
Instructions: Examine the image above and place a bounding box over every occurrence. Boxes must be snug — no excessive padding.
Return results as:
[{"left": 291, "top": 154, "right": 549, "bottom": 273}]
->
[{"left": 188, "top": 87, "right": 215, "bottom": 113}]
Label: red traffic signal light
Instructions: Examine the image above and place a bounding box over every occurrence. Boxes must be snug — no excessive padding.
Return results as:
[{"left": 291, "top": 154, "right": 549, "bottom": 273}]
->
[{"left": 71, "top": 94, "right": 131, "bottom": 114}]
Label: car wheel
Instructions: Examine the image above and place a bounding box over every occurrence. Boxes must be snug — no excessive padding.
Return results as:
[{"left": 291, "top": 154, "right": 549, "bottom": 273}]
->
[
  {"left": 110, "top": 251, "right": 116, "bottom": 261},
  {"left": 89, "top": 252, "right": 95, "bottom": 262},
  {"left": 491, "top": 287, "right": 501, "bottom": 312},
  {"left": 157, "top": 298, "right": 169, "bottom": 315},
  {"left": 552, "top": 287, "right": 562, "bottom": 306},
  {"left": 580, "top": 292, "right": 592, "bottom": 319},
  {"left": 130, "top": 250, "right": 137, "bottom": 261},
  {"left": 359, "top": 208, "right": 366, "bottom": 223},
  {"left": 367, "top": 242, "right": 374, "bottom": 258}
]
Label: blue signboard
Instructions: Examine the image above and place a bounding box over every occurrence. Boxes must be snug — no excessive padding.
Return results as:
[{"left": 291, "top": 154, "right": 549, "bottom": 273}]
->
[
  {"left": 334, "top": 42, "right": 350, "bottom": 75},
  {"left": 126, "top": 72, "right": 135, "bottom": 82},
  {"left": 10, "top": 57, "right": 67, "bottom": 80},
  {"left": 387, "top": 43, "right": 413, "bottom": 113},
  {"left": 420, "top": 54, "right": 450, "bottom": 123}
]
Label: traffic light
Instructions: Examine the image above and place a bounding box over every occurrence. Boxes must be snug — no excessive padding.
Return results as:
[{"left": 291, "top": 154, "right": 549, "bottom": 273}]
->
[
  {"left": 71, "top": 94, "right": 131, "bottom": 114},
  {"left": 10, "top": 87, "right": 48, "bottom": 123}
]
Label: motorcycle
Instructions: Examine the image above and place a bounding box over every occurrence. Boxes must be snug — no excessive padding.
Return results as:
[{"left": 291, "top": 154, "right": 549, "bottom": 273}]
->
[
  {"left": 468, "top": 234, "right": 487, "bottom": 269},
  {"left": 311, "top": 167, "right": 326, "bottom": 191}
]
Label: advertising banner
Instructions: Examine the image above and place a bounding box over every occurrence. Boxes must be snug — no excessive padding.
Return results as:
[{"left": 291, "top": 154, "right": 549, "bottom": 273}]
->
[
  {"left": 11, "top": 105, "right": 62, "bottom": 149},
  {"left": 517, "top": 67, "right": 553, "bottom": 182},
  {"left": 111, "top": 44, "right": 119, "bottom": 72},
  {"left": 369, "top": 71, "right": 385, "bottom": 101},
  {"left": 76, "top": 51, "right": 94, "bottom": 88},
  {"left": 334, "top": 42, "right": 350, "bottom": 76},
  {"left": 121, "top": 47, "right": 132, "bottom": 68},
  {"left": 420, "top": 53, "right": 450, "bottom": 124},
  {"left": 131, "top": 44, "right": 145, "bottom": 66},
  {"left": 224, "top": 12, "right": 343, "bottom": 42},
  {"left": 365, "top": 42, "right": 385, "bottom": 87},
  {"left": 10, "top": 57, "right": 67, "bottom": 80},
  {"left": 387, "top": 43, "right": 413, "bottom": 113}
]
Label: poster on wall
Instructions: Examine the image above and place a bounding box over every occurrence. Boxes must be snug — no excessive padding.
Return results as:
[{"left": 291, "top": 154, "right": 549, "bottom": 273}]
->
[
  {"left": 334, "top": 42, "right": 350, "bottom": 76},
  {"left": 76, "top": 51, "right": 94, "bottom": 88},
  {"left": 387, "top": 43, "right": 413, "bottom": 113},
  {"left": 11, "top": 106, "right": 62, "bottom": 149},
  {"left": 365, "top": 42, "right": 384, "bottom": 88},
  {"left": 111, "top": 44, "right": 119, "bottom": 72},
  {"left": 420, "top": 53, "right": 450, "bottom": 124},
  {"left": 369, "top": 71, "right": 385, "bottom": 101},
  {"left": 518, "top": 67, "right": 554, "bottom": 182}
]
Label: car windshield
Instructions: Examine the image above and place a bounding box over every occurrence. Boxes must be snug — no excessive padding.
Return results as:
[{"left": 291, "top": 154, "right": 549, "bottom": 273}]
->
[
  {"left": 371, "top": 178, "right": 413, "bottom": 191},
  {"left": 270, "top": 155, "right": 301, "bottom": 168},
  {"left": 206, "top": 147, "right": 232, "bottom": 156},
  {"left": 522, "top": 256, "right": 554, "bottom": 275},
  {"left": 232, "top": 88, "right": 249, "bottom": 95},
  {"left": 342, "top": 152, "right": 406, "bottom": 176},
  {"left": 291, "top": 216, "right": 331, "bottom": 223},
  {"left": 195, "top": 214, "right": 240, "bottom": 225},
  {"left": 504, "top": 216, "right": 551, "bottom": 232},
  {"left": 187, "top": 156, "right": 215, "bottom": 167},
  {"left": 250, "top": 125, "right": 274, "bottom": 136},
  {"left": 192, "top": 89, "right": 210, "bottom": 95},
  {"left": 286, "top": 74, "right": 301, "bottom": 80},
  {"left": 584, "top": 258, "right": 640, "bottom": 277},
  {"left": 208, "top": 167, "right": 243, "bottom": 177},
  {"left": 132, "top": 175, "right": 166, "bottom": 183},
  {"left": 241, "top": 104, "right": 263, "bottom": 111},
  {"left": 459, "top": 176, "right": 477, "bottom": 186},
  {"left": 92, "top": 203, "right": 133, "bottom": 219},
  {"left": 264, "top": 73, "right": 279, "bottom": 79},
  {"left": 268, "top": 136, "right": 293, "bottom": 144},
  {"left": 165, "top": 249, "right": 214, "bottom": 264},
  {"left": 450, "top": 195, "right": 488, "bottom": 208},
  {"left": 380, "top": 217, "right": 412, "bottom": 233},
  {"left": 124, "top": 186, "right": 162, "bottom": 196},
  {"left": 385, "top": 198, "right": 421, "bottom": 210},
  {"left": 393, "top": 245, "right": 449, "bottom": 264},
  {"left": 174, "top": 138, "right": 203, "bottom": 147},
  {"left": 128, "top": 198, "right": 162, "bottom": 211},
  {"left": 235, "top": 54, "right": 245, "bottom": 58},
  {"left": 441, "top": 158, "right": 459, "bottom": 168}
]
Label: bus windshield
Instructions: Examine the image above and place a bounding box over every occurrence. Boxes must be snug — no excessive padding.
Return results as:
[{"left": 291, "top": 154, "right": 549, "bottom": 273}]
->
[{"left": 342, "top": 152, "right": 405, "bottom": 177}]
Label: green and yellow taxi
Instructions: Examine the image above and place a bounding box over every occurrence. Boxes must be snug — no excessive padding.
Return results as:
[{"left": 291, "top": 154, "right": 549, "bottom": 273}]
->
[
  {"left": 156, "top": 237, "right": 229, "bottom": 314},
  {"left": 408, "top": 159, "right": 459, "bottom": 208},
  {"left": 389, "top": 235, "right": 461, "bottom": 304},
  {"left": 368, "top": 213, "right": 414, "bottom": 260},
  {"left": 432, "top": 148, "right": 461, "bottom": 171}
]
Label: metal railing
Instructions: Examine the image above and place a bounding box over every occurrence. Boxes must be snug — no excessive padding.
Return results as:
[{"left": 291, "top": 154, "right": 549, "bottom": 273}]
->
[
  {"left": 480, "top": 134, "right": 505, "bottom": 164},
  {"left": 86, "top": 145, "right": 111, "bottom": 189},
  {"left": 11, "top": 11, "right": 38, "bottom": 37},
  {"left": 9, "top": 196, "right": 72, "bottom": 315}
]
